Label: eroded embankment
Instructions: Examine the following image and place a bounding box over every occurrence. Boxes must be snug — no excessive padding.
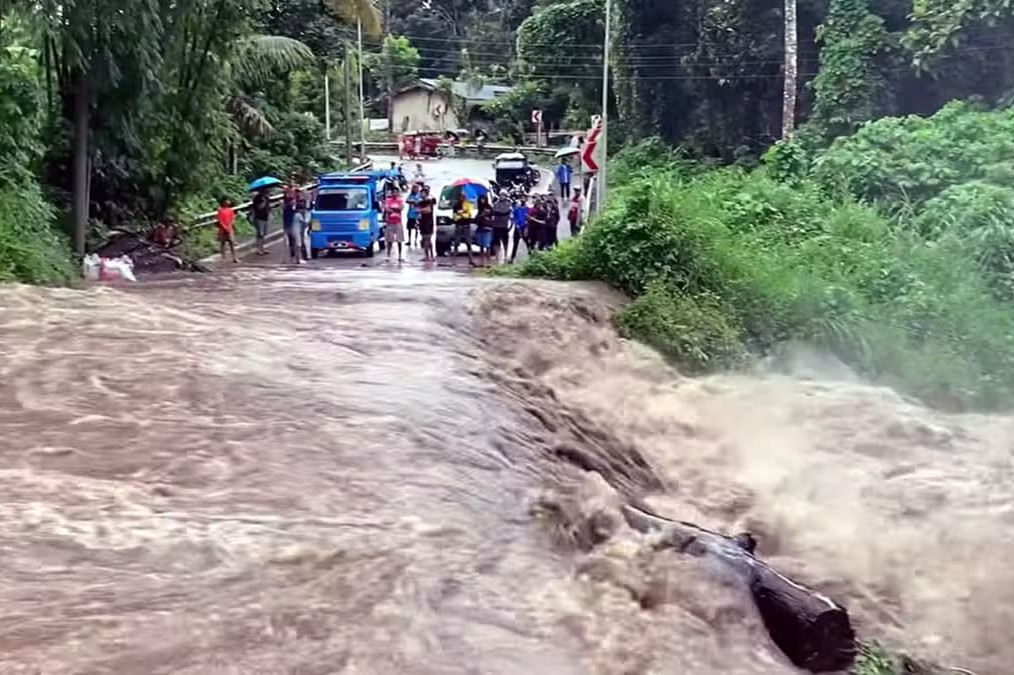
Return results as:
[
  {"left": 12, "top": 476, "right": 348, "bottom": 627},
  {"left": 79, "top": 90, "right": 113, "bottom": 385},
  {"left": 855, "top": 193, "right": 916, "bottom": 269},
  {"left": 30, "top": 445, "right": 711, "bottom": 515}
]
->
[{"left": 471, "top": 280, "right": 1014, "bottom": 675}]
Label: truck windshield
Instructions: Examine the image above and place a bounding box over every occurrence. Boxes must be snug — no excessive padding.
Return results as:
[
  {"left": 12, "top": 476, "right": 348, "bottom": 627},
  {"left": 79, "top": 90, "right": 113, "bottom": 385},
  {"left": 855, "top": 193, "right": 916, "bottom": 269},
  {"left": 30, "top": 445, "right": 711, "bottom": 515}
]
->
[{"left": 315, "top": 187, "right": 368, "bottom": 211}]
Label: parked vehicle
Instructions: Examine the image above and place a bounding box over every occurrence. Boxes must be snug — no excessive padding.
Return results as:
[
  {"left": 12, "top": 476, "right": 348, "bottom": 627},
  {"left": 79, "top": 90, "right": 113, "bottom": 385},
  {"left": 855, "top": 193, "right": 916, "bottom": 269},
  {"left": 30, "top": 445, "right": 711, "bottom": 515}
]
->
[
  {"left": 399, "top": 131, "right": 444, "bottom": 160},
  {"left": 308, "top": 171, "right": 385, "bottom": 258},
  {"left": 491, "top": 152, "right": 541, "bottom": 192},
  {"left": 434, "top": 184, "right": 484, "bottom": 257}
]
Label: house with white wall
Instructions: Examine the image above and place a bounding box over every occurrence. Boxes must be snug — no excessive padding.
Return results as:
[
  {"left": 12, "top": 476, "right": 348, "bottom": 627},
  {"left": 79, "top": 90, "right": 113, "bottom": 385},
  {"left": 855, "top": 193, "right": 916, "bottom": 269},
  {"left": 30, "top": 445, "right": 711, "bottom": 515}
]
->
[{"left": 389, "top": 78, "right": 513, "bottom": 133}]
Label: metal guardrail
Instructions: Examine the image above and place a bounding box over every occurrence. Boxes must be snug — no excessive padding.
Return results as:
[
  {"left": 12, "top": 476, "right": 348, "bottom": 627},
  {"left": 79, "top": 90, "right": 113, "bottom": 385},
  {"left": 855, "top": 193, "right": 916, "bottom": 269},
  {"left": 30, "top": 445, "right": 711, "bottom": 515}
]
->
[
  {"left": 187, "top": 159, "right": 375, "bottom": 230},
  {"left": 332, "top": 141, "right": 559, "bottom": 159}
]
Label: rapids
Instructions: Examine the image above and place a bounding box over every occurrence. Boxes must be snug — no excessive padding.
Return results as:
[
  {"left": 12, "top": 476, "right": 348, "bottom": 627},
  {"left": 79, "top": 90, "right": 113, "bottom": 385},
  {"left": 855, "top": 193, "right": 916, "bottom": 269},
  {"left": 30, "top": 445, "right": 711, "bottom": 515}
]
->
[{"left": 0, "top": 268, "right": 1009, "bottom": 674}]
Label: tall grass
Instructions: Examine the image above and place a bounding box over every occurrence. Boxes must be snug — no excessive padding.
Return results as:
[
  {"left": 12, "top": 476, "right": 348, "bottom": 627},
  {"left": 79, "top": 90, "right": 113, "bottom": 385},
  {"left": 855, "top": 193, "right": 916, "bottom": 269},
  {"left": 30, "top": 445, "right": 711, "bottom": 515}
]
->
[{"left": 520, "top": 163, "right": 1014, "bottom": 410}]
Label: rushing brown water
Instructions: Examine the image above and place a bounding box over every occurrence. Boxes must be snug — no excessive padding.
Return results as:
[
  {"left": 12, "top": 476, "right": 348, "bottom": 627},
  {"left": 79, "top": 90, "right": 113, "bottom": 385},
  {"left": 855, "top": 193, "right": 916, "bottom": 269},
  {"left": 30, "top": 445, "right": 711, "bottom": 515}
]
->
[{"left": 0, "top": 268, "right": 1011, "bottom": 674}]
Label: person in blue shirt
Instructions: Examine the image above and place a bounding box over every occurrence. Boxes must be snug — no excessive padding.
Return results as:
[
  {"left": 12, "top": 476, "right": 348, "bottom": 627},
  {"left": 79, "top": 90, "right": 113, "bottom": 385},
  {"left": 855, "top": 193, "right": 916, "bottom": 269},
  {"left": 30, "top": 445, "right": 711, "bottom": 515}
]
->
[
  {"left": 405, "top": 183, "right": 422, "bottom": 247},
  {"left": 555, "top": 158, "right": 573, "bottom": 201},
  {"left": 509, "top": 197, "right": 531, "bottom": 264}
]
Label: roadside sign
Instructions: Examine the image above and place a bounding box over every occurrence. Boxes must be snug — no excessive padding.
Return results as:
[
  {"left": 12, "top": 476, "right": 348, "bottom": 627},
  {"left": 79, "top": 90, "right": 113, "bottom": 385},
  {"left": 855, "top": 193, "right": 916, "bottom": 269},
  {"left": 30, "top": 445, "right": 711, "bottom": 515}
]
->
[{"left": 531, "top": 110, "right": 543, "bottom": 124}]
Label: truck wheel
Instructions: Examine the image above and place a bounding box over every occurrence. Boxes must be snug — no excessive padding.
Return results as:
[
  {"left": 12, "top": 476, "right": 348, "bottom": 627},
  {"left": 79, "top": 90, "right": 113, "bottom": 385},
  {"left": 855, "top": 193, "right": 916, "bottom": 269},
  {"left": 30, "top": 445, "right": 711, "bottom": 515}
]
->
[
  {"left": 310, "top": 248, "right": 320, "bottom": 259},
  {"left": 364, "top": 240, "right": 375, "bottom": 257},
  {"left": 436, "top": 242, "right": 449, "bottom": 257}
]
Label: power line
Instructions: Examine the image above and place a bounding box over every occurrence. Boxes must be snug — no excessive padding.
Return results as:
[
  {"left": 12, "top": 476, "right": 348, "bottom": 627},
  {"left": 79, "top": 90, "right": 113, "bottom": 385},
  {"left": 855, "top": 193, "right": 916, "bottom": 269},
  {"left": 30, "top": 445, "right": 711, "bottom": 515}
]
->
[
  {"left": 348, "top": 27, "right": 1014, "bottom": 58},
  {"left": 351, "top": 29, "right": 819, "bottom": 51},
  {"left": 354, "top": 39, "right": 820, "bottom": 68},
  {"left": 401, "top": 69, "right": 819, "bottom": 82},
  {"left": 405, "top": 46, "right": 820, "bottom": 69}
]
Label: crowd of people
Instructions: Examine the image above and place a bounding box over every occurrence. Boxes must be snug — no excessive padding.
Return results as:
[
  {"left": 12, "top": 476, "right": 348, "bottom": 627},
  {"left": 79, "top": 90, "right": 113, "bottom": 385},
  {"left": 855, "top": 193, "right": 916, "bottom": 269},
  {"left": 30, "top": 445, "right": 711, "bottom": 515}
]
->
[
  {"left": 381, "top": 160, "right": 584, "bottom": 269},
  {"left": 215, "top": 160, "right": 584, "bottom": 267}
]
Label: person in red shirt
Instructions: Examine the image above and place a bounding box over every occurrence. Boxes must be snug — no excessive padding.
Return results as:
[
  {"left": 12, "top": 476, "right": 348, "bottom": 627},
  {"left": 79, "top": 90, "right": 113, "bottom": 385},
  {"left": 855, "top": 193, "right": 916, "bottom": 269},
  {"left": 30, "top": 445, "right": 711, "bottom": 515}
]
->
[
  {"left": 384, "top": 186, "right": 406, "bottom": 262},
  {"left": 568, "top": 186, "right": 583, "bottom": 236},
  {"left": 217, "top": 197, "right": 239, "bottom": 263}
]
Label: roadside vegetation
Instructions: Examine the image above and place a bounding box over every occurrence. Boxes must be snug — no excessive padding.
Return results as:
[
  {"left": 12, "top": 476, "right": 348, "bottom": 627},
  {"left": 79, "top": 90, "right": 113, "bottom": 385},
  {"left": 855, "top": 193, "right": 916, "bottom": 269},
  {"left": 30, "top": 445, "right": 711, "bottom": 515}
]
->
[
  {"left": 520, "top": 104, "right": 1014, "bottom": 411},
  {"left": 6, "top": 0, "right": 1014, "bottom": 284},
  {"left": 0, "top": 1, "right": 367, "bottom": 281}
]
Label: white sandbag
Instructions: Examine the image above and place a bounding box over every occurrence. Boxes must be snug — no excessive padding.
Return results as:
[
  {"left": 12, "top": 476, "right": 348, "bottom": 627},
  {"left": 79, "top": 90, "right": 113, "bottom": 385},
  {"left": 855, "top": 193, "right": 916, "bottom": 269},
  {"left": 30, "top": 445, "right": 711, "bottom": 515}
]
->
[{"left": 83, "top": 254, "right": 136, "bottom": 282}]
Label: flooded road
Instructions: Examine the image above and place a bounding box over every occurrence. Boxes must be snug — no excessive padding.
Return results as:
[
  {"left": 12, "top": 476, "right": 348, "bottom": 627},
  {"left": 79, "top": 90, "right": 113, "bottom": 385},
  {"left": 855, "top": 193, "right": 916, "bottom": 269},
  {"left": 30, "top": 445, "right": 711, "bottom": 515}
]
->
[
  {"left": 0, "top": 269, "right": 595, "bottom": 674},
  {"left": 1, "top": 264, "right": 1013, "bottom": 674}
]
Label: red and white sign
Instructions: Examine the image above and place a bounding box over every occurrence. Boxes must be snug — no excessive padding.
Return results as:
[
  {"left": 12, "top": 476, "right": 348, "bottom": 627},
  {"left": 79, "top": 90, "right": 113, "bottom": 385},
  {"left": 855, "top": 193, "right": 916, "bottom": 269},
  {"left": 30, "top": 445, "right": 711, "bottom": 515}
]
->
[
  {"left": 531, "top": 110, "right": 543, "bottom": 124},
  {"left": 582, "top": 115, "right": 604, "bottom": 172}
]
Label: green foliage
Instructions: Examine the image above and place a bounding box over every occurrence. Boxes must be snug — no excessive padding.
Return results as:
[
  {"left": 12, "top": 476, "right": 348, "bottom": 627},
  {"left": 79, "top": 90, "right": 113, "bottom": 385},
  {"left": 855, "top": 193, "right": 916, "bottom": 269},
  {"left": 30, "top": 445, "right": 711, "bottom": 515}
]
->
[
  {"left": 761, "top": 136, "right": 812, "bottom": 182},
  {"left": 0, "top": 43, "right": 43, "bottom": 182},
  {"left": 615, "top": 283, "right": 747, "bottom": 373},
  {"left": 913, "top": 181, "right": 1014, "bottom": 300},
  {"left": 481, "top": 80, "right": 551, "bottom": 142},
  {"left": 364, "top": 35, "right": 421, "bottom": 93},
  {"left": 904, "top": 0, "right": 1014, "bottom": 65},
  {"left": 608, "top": 137, "right": 690, "bottom": 185},
  {"left": 240, "top": 110, "right": 337, "bottom": 182},
  {"left": 812, "top": 100, "right": 1014, "bottom": 206},
  {"left": 810, "top": 0, "right": 895, "bottom": 140},
  {"left": 0, "top": 26, "right": 75, "bottom": 284},
  {"left": 520, "top": 139, "right": 1014, "bottom": 410},
  {"left": 849, "top": 641, "right": 899, "bottom": 675},
  {"left": 516, "top": 0, "right": 603, "bottom": 80},
  {"left": 0, "top": 180, "right": 76, "bottom": 284}
]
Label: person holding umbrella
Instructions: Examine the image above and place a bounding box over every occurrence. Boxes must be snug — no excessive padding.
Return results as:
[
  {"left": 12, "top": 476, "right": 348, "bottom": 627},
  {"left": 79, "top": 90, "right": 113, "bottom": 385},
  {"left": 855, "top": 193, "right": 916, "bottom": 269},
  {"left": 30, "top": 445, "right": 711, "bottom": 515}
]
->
[
  {"left": 452, "top": 190, "right": 474, "bottom": 267},
  {"left": 247, "top": 176, "right": 280, "bottom": 256},
  {"left": 555, "top": 157, "right": 573, "bottom": 201}
]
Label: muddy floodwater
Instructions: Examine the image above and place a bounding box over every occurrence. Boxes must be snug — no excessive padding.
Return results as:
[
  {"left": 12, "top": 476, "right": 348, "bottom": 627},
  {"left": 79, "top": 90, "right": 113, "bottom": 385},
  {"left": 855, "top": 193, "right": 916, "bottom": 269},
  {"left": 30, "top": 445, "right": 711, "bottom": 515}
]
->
[{"left": 1, "top": 268, "right": 1012, "bottom": 674}]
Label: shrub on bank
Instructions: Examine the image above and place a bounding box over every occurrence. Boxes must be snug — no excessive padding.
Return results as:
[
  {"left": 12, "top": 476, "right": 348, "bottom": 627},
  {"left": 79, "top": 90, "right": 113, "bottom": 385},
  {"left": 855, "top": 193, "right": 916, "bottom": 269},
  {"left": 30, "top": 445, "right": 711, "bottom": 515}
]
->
[
  {"left": 811, "top": 100, "right": 1014, "bottom": 207},
  {"left": 0, "top": 180, "right": 76, "bottom": 284},
  {"left": 520, "top": 162, "right": 1014, "bottom": 409}
]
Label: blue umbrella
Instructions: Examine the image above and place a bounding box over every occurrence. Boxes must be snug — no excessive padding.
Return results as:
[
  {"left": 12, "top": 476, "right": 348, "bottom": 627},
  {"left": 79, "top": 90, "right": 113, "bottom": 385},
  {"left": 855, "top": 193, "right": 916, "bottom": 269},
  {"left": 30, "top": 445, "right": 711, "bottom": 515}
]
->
[{"left": 247, "top": 176, "right": 282, "bottom": 191}]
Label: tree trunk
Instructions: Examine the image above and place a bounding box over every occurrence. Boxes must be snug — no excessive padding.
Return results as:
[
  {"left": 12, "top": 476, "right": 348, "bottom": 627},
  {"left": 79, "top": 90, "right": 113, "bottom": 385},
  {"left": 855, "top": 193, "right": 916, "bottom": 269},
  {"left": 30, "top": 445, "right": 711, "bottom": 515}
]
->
[
  {"left": 621, "top": 504, "right": 857, "bottom": 673},
  {"left": 71, "top": 70, "right": 91, "bottom": 257},
  {"left": 781, "top": 0, "right": 798, "bottom": 138}
]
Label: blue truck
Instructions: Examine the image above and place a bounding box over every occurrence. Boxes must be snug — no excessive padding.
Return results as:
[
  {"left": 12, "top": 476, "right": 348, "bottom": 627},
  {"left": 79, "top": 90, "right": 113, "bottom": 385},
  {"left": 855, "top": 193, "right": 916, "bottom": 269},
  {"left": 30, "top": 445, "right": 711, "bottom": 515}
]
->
[{"left": 308, "top": 170, "right": 394, "bottom": 258}]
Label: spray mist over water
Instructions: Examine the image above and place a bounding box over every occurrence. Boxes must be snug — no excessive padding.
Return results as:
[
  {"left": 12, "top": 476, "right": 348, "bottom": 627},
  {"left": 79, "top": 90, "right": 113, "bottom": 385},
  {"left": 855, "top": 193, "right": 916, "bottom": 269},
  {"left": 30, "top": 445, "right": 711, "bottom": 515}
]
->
[
  {"left": 474, "top": 281, "right": 1014, "bottom": 674},
  {"left": 0, "top": 270, "right": 1009, "bottom": 673}
]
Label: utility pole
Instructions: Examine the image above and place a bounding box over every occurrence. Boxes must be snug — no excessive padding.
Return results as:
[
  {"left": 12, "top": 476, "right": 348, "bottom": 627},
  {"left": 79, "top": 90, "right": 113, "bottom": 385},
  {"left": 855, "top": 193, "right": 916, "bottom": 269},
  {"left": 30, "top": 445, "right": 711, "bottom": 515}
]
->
[
  {"left": 782, "top": 0, "right": 798, "bottom": 138},
  {"left": 358, "top": 18, "right": 366, "bottom": 152},
  {"left": 598, "top": 0, "right": 611, "bottom": 213},
  {"left": 324, "top": 69, "right": 331, "bottom": 142},
  {"left": 344, "top": 44, "right": 353, "bottom": 168},
  {"left": 384, "top": 0, "right": 393, "bottom": 135}
]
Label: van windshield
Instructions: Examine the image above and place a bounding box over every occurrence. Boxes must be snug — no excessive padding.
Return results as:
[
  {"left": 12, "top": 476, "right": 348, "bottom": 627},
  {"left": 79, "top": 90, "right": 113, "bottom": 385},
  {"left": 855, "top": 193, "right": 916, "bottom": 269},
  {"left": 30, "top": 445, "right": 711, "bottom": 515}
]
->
[{"left": 315, "top": 187, "right": 368, "bottom": 211}]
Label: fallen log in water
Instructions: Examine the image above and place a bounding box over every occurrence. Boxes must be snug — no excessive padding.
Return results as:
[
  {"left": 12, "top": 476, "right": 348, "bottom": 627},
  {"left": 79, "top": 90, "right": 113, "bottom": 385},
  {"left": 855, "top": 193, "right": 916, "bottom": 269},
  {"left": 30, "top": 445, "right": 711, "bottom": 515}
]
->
[{"left": 621, "top": 504, "right": 857, "bottom": 673}]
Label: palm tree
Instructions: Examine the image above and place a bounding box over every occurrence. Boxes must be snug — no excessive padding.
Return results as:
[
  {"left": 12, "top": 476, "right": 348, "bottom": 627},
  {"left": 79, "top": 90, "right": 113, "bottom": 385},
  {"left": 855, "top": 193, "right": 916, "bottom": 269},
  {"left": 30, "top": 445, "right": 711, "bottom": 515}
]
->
[{"left": 226, "top": 35, "right": 316, "bottom": 136}]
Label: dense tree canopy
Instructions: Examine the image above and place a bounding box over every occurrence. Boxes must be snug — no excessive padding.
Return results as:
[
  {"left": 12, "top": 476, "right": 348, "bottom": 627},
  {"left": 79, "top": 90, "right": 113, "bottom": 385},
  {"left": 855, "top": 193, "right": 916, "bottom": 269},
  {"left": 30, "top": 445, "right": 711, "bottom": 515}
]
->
[{"left": 6, "top": 0, "right": 1014, "bottom": 281}]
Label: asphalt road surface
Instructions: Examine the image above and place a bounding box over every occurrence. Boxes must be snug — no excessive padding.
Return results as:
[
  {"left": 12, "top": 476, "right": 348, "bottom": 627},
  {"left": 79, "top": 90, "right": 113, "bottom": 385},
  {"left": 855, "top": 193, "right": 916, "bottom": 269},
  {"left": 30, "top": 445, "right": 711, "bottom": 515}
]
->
[{"left": 237, "top": 154, "right": 565, "bottom": 269}]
